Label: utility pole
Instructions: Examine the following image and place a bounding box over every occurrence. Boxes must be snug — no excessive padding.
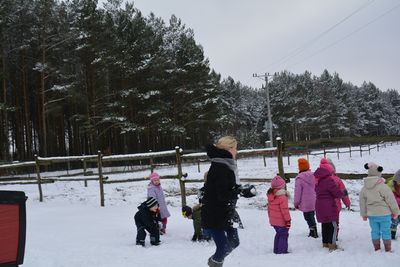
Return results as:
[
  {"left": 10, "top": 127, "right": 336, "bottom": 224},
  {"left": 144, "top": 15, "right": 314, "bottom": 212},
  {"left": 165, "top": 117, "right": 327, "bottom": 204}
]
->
[{"left": 253, "top": 73, "right": 273, "bottom": 147}]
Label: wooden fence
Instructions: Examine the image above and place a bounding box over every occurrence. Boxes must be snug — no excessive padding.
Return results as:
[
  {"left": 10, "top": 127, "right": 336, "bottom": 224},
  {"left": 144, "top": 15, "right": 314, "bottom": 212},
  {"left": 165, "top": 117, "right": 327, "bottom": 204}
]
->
[
  {"left": 1, "top": 139, "right": 395, "bottom": 206},
  {"left": 0, "top": 139, "right": 285, "bottom": 207},
  {"left": 285, "top": 141, "right": 398, "bottom": 166}
]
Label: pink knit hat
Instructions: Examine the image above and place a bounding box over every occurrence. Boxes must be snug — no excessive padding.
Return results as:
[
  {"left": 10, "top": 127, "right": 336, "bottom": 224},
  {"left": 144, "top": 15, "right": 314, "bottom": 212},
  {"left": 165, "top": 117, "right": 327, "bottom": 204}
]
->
[
  {"left": 271, "top": 175, "right": 285, "bottom": 189},
  {"left": 320, "top": 158, "right": 334, "bottom": 174},
  {"left": 150, "top": 172, "right": 160, "bottom": 182}
]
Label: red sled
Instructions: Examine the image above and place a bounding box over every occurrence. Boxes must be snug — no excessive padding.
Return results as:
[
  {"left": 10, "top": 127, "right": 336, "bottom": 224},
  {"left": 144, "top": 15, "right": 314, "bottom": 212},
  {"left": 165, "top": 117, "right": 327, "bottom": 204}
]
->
[{"left": 0, "top": 191, "right": 27, "bottom": 267}]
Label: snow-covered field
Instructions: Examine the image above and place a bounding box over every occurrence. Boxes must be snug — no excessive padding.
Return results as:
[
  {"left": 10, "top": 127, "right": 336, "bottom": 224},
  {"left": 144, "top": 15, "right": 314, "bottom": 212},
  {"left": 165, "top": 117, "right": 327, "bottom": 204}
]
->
[{"left": 2, "top": 143, "right": 400, "bottom": 267}]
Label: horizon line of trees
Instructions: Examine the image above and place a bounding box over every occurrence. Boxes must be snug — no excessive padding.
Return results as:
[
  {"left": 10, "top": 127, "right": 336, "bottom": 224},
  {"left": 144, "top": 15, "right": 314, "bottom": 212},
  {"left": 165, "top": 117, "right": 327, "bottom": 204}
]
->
[{"left": 1, "top": 0, "right": 399, "bottom": 162}]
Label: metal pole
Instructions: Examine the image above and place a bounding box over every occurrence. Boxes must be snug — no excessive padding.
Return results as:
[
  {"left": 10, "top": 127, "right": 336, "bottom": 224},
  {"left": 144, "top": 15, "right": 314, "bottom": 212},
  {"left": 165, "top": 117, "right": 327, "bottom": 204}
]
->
[
  {"left": 253, "top": 73, "right": 273, "bottom": 147},
  {"left": 265, "top": 75, "right": 273, "bottom": 147}
]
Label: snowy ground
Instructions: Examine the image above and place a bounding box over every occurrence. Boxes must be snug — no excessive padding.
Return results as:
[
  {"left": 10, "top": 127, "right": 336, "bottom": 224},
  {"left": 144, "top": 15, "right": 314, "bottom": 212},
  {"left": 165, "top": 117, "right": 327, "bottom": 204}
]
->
[{"left": 1, "top": 143, "right": 400, "bottom": 266}]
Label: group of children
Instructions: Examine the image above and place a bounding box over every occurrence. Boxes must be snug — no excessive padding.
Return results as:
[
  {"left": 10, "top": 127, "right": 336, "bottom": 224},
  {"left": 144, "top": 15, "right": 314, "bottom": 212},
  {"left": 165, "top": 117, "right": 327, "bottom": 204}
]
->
[
  {"left": 133, "top": 160, "right": 400, "bottom": 254},
  {"left": 134, "top": 171, "right": 210, "bottom": 247},
  {"left": 268, "top": 158, "right": 400, "bottom": 254}
]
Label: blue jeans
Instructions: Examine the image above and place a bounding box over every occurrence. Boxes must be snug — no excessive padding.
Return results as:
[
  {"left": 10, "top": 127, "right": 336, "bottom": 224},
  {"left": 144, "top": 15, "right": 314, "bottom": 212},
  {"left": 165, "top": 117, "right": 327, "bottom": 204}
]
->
[
  {"left": 368, "top": 215, "right": 391, "bottom": 240},
  {"left": 209, "top": 227, "right": 240, "bottom": 262}
]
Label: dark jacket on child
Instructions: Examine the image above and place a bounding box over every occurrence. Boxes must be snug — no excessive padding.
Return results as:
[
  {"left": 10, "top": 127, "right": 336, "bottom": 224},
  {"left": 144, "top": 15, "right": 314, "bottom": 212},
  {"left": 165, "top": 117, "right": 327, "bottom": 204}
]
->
[
  {"left": 201, "top": 144, "right": 239, "bottom": 230},
  {"left": 134, "top": 202, "right": 161, "bottom": 244}
]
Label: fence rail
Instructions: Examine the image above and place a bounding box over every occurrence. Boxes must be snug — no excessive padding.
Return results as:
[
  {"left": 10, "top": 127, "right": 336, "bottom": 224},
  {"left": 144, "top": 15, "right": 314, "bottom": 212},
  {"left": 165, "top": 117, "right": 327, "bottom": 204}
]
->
[{"left": 0, "top": 140, "right": 396, "bottom": 206}]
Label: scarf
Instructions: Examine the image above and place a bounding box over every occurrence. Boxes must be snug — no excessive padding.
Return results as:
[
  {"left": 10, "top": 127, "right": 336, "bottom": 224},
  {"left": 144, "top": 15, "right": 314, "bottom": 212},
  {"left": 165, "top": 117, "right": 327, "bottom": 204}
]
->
[{"left": 211, "top": 157, "right": 240, "bottom": 184}]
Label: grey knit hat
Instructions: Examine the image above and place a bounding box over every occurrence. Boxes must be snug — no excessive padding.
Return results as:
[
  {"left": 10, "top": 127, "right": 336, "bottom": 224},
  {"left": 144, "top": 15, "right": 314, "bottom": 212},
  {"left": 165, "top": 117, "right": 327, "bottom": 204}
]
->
[
  {"left": 326, "top": 158, "right": 336, "bottom": 172},
  {"left": 394, "top": 169, "right": 400, "bottom": 182},
  {"left": 145, "top": 197, "right": 158, "bottom": 209}
]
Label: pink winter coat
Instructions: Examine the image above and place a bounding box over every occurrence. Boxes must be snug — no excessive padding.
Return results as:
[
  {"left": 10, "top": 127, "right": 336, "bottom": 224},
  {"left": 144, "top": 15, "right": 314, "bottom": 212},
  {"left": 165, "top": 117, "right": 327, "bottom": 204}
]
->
[
  {"left": 331, "top": 174, "right": 351, "bottom": 213},
  {"left": 314, "top": 168, "right": 344, "bottom": 223},
  {"left": 267, "top": 188, "right": 291, "bottom": 227},
  {"left": 294, "top": 170, "right": 316, "bottom": 212}
]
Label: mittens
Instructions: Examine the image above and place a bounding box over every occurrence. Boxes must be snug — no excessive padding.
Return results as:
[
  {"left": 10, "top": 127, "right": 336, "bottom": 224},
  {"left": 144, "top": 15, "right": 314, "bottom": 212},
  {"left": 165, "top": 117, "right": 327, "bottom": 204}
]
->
[{"left": 342, "top": 189, "right": 348, "bottom": 196}]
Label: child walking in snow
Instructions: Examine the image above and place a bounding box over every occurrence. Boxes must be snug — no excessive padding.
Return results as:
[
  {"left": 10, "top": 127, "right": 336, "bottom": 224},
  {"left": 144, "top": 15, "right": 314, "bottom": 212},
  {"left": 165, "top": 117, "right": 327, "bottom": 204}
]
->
[
  {"left": 322, "top": 158, "right": 351, "bottom": 240},
  {"left": 294, "top": 158, "right": 318, "bottom": 238},
  {"left": 147, "top": 172, "right": 171, "bottom": 234},
  {"left": 314, "top": 165, "right": 346, "bottom": 251},
  {"left": 134, "top": 197, "right": 161, "bottom": 246},
  {"left": 386, "top": 169, "right": 400, "bottom": 240},
  {"left": 267, "top": 175, "right": 291, "bottom": 254},
  {"left": 360, "top": 163, "right": 399, "bottom": 252}
]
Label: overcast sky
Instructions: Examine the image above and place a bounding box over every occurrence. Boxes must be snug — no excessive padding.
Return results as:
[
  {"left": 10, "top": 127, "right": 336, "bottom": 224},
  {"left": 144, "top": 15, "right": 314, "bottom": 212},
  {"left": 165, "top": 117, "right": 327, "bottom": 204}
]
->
[{"left": 99, "top": 0, "right": 400, "bottom": 92}]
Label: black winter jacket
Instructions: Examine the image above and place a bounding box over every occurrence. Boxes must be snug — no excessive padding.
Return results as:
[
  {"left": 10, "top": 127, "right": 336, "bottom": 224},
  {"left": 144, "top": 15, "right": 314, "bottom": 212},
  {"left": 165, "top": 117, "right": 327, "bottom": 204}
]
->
[
  {"left": 201, "top": 144, "right": 239, "bottom": 230},
  {"left": 134, "top": 203, "right": 161, "bottom": 235}
]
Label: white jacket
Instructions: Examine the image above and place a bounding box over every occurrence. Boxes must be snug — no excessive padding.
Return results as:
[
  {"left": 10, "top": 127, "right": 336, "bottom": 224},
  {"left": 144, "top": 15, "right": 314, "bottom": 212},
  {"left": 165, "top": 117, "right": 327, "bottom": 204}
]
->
[{"left": 359, "top": 176, "right": 399, "bottom": 217}]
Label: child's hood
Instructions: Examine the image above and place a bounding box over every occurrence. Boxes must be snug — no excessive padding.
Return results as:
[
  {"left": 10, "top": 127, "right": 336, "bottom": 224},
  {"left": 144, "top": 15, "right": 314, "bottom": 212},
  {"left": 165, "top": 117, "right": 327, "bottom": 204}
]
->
[
  {"left": 267, "top": 188, "right": 288, "bottom": 201},
  {"left": 296, "top": 171, "right": 314, "bottom": 186},
  {"left": 363, "top": 176, "right": 385, "bottom": 189}
]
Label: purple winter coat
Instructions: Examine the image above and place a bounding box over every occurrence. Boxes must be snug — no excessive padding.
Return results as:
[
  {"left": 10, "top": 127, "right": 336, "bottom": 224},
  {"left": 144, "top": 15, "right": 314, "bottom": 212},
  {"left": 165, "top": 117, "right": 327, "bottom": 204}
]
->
[
  {"left": 314, "top": 167, "right": 344, "bottom": 223},
  {"left": 147, "top": 182, "right": 171, "bottom": 219},
  {"left": 294, "top": 170, "right": 316, "bottom": 212}
]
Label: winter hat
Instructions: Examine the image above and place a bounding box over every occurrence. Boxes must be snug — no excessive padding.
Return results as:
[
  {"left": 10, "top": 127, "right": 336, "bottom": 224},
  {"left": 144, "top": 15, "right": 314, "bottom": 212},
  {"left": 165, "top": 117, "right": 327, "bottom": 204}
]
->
[
  {"left": 182, "top": 206, "right": 193, "bottom": 217},
  {"left": 364, "top": 162, "right": 383, "bottom": 177},
  {"left": 298, "top": 158, "right": 310, "bottom": 172},
  {"left": 145, "top": 197, "right": 158, "bottom": 209},
  {"left": 394, "top": 169, "right": 400, "bottom": 182},
  {"left": 271, "top": 175, "right": 285, "bottom": 189},
  {"left": 150, "top": 172, "right": 160, "bottom": 182},
  {"left": 320, "top": 158, "right": 334, "bottom": 174},
  {"left": 326, "top": 158, "right": 336, "bottom": 173}
]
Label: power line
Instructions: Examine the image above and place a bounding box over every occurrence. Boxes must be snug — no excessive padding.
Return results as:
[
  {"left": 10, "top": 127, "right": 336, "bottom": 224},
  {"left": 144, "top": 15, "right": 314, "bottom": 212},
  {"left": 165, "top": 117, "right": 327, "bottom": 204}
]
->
[
  {"left": 286, "top": 1, "right": 400, "bottom": 69},
  {"left": 260, "top": 0, "right": 375, "bottom": 73}
]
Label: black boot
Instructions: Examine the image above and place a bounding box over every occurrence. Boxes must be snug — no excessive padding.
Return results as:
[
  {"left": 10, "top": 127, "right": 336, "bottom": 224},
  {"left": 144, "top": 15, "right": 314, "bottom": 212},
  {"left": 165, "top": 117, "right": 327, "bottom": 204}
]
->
[
  {"left": 392, "top": 229, "right": 397, "bottom": 240},
  {"left": 208, "top": 257, "right": 223, "bottom": 267},
  {"left": 309, "top": 226, "right": 318, "bottom": 238},
  {"left": 136, "top": 240, "right": 145, "bottom": 247}
]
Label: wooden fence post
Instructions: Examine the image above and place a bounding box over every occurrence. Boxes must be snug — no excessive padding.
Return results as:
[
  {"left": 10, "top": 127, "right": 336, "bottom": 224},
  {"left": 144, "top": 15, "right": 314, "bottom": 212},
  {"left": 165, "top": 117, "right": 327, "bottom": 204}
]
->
[
  {"left": 323, "top": 146, "right": 326, "bottom": 158},
  {"left": 349, "top": 145, "right": 352, "bottom": 158},
  {"left": 197, "top": 160, "right": 201, "bottom": 173},
  {"left": 34, "top": 154, "right": 43, "bottom": 202},
  {"left": 306, "top": 146, "right": 309, "bottom": 161},
  {"left": 360, "top": 145, "right": 362, "bottom": 157},
  {"left": 337, "top": 147, "right": 340, "bottom": 160},
  {"left": 287, "top": 153, "right": 290, "bottom": 166},
  {"left": 377, "top": 143, "right": 379, "bottom": 152},
  {"left": 98, "top": 151, "right": 105, "bottom": 207},
  {"left": 368, "top": 144, "right": 371, "bottom": 155},
  {"left": 83, "top": 158, "right": 87, "bottom": 175},
  {"left": 276, "top": 137, "right": 286, "bottom": 182},
  {"left": 263, "top": 155, "right": 266, "bottom": 167},
  {"left": 175, "top": 146, "right": 186, "bottom": 207},
  {"left": 83, "top": 158, "right": 88, "bottom": 187},
  {"left": 149, "top": 150, "right": 154, "bottom": 173}
]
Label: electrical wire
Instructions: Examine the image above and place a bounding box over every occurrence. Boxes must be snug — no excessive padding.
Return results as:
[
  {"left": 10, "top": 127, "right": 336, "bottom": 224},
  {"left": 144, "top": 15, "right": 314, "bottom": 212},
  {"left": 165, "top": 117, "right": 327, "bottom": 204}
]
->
[
  {"left": 259, "top": 0, "right": 375, "bottom": 73},
  {"left": 286, "top": 1, "right": 400, "bottom": 69}
]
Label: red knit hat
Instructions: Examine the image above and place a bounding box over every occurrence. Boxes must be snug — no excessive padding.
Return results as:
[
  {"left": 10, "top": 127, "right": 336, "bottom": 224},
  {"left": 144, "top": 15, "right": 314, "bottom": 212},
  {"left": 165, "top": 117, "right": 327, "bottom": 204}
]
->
[
  {"left": 298, "top": 158, "right": 310, "bottom": 172},
  {"left": 271, "top": 175, "right": 285, "bottom": 189}
]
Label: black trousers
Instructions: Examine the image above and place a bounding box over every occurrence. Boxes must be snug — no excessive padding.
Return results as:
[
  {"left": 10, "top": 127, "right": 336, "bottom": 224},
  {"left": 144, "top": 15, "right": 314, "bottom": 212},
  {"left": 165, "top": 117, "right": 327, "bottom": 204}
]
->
[
  {"left": 321, "top": 222, "right": 338, "bottom": 244},
  {"left": 303, "top": 211, "right": 316, "bottom": 228},
  {"left": 135, "top": 219, "right": 160, "bottom": 244}
]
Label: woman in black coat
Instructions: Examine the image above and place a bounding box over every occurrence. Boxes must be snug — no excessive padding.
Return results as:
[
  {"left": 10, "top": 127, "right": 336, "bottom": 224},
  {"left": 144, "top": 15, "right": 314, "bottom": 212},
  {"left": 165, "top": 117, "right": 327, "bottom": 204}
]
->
[{"left": 201, "top": 136, "right": 240, "bottom": 267}]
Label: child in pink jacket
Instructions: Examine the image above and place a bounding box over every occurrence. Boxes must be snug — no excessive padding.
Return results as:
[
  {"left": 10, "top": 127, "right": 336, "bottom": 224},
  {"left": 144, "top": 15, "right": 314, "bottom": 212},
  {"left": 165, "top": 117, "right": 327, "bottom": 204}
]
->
[
  {"left": 267, "top": 176, "right": 291, "bottom": 254},
  {"left": 294, "top": 158, "right": 318, "bottom": 238},
  {"left": 320, "top": 158, "right": 350, "bottom": 239}
]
